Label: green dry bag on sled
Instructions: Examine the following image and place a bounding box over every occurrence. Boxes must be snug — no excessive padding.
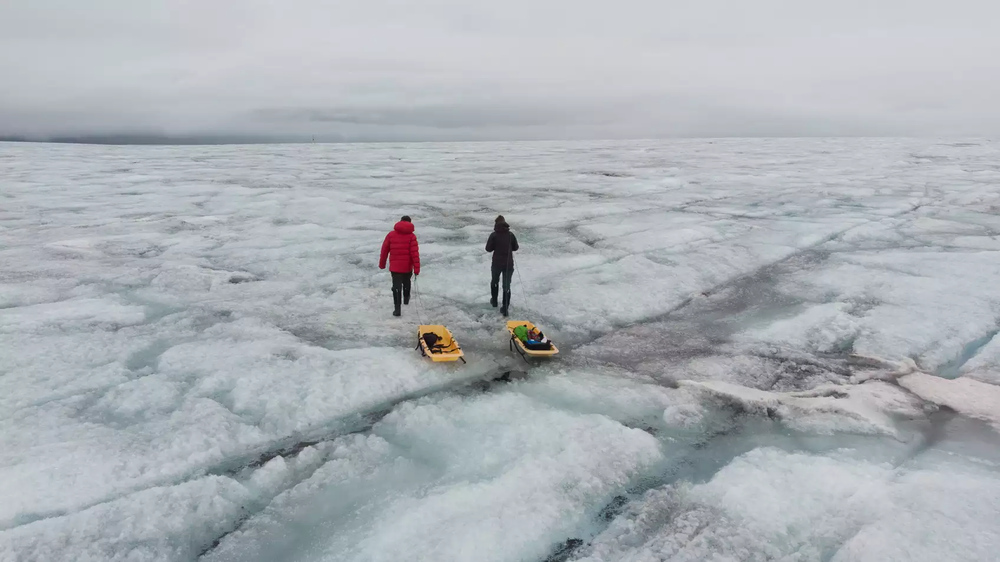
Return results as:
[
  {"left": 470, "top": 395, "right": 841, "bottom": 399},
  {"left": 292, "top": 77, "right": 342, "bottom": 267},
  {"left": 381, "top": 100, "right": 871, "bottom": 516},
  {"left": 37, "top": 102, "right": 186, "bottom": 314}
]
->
[{"left": 513, "top": 325, "right": 529, "bottom": 342}]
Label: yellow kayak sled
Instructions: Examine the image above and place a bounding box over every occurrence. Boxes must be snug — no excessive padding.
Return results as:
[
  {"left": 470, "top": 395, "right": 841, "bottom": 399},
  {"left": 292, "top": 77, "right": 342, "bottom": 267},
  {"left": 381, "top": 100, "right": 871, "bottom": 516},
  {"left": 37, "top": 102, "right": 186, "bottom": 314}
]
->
[
  {"left": 507, "top": 320, "right": 559, "bottom": 361},
  {"left": 416, "top": 325, "right": 466, "bottom": 363}
]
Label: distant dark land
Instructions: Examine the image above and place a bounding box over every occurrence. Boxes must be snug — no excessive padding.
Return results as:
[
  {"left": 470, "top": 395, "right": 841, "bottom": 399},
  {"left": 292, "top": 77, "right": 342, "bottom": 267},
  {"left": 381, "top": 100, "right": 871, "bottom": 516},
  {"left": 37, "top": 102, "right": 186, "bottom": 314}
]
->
[{"left": 0, "top": 134, "right": 309, "bottom": 146}]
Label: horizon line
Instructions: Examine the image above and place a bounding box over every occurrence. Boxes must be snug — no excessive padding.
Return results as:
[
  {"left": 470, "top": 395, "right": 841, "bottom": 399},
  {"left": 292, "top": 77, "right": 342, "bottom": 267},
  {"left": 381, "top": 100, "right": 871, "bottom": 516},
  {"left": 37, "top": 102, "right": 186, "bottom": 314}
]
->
[{"left": 1, "top": 132, "right": 988, "bottom": 147}]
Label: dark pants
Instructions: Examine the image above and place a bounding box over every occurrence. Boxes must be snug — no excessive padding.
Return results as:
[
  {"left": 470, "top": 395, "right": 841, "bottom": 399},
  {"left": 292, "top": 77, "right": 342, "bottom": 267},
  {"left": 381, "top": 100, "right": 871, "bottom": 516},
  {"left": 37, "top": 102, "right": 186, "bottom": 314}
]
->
[
  {"left": 491, "top": 265, "right": 512, "bottom": 310},
  {"left": 391, "top": 272, "right": 412, "bottom": 310}
]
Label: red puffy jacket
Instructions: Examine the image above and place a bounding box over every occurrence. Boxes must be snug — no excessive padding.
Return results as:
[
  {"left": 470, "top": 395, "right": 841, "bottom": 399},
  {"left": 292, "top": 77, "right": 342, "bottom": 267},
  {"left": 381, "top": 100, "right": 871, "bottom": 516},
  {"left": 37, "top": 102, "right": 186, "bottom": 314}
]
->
[{"left": 379, "top": 221, "right": 420, "bottom": 275}]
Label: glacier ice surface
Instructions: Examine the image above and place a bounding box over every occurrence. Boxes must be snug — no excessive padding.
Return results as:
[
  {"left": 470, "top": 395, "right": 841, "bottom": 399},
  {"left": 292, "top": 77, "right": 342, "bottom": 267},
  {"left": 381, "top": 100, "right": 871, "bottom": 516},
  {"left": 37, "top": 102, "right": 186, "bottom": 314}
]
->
[{"left": 3, "top": 138, "right": 1000, "bottom": 561}]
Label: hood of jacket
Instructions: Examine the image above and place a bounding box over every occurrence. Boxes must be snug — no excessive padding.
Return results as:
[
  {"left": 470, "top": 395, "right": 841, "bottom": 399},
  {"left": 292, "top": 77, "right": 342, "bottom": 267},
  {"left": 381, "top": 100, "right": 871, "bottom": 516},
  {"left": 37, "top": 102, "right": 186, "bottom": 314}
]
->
[
  {"left": 494, "top": 221, "right": 510, "bottom": 232},
  {"left": 394, "top": 221, "right": 415, "bottom": 235}
]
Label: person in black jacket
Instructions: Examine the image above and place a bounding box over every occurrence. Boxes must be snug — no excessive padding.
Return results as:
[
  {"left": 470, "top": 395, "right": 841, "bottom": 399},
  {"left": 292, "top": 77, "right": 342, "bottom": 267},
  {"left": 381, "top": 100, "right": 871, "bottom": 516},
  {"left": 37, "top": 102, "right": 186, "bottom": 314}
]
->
[{"left": 485, "top": 215, "right": 519, "bottom": 316}]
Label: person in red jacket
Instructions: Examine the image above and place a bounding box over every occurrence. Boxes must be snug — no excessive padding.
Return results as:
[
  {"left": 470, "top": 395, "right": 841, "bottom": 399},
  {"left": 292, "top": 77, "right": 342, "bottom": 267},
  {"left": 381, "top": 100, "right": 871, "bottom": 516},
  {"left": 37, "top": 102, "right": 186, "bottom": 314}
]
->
[{"left": 379, "top": 215, "right": 421, "bottom": 317}]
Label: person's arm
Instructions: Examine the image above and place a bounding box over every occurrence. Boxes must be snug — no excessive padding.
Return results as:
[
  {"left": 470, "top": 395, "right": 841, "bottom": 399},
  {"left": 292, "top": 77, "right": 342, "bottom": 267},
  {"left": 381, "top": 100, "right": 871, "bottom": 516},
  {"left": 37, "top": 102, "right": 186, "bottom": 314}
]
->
[
  {"left": 485, "top": 232, "right": 495, "bottom": 252},
  {"left": 510, "top": 233, "right": 519, "bottom": 252},
  {"left": 411, "top": 236, "right": 421, "bottom": 275},
  {"left": 379, "top": 234, "right": 390, "bottom": 269}
]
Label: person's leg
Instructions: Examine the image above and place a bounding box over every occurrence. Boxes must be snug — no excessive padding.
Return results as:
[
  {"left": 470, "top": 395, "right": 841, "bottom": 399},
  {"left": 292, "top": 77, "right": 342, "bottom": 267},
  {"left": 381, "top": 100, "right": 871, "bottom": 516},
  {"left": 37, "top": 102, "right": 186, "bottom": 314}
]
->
[
  {"left": 391, "top": 273, "right": 403, "bottom": 316},
  {"left": 402, "top": 272, "right": 412, "bottom": 305},
  {"left": 500, "top": 267, "right": 512, "bottom": 316},
  {"left": 490, "top": 265, "right": 501, "bottom": 307}
]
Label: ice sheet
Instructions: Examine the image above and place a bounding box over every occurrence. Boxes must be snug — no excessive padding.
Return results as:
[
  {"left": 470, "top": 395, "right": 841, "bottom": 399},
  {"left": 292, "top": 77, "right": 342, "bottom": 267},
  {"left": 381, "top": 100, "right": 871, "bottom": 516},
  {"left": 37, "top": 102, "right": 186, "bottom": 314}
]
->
[
  {"left": 577, "top": 446, "right": 1000, "bottom": 562},
  {"left": 3, "top": 138, "right": 1000, "bottom": 561},
  {"left": 1, "top": 451, "right": 330, "bottom": 562}
]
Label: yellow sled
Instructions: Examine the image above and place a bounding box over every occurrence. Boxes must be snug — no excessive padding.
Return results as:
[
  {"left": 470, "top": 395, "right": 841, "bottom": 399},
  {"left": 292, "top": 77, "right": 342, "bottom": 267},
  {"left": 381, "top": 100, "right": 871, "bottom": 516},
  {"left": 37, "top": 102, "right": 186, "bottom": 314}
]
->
[
  {"left": 507, "top": 320, "right": 559, "bottom": 361},
  {"left": 416, "top": 325, "right": 466, "bottom": 363}
]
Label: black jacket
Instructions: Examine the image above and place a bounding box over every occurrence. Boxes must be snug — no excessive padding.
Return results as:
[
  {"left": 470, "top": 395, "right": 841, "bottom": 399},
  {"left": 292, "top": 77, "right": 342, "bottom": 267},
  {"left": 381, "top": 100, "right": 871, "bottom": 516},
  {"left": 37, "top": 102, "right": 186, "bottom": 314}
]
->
[{"left": 486, "top": 222, "right": 518, "bottom": 269}]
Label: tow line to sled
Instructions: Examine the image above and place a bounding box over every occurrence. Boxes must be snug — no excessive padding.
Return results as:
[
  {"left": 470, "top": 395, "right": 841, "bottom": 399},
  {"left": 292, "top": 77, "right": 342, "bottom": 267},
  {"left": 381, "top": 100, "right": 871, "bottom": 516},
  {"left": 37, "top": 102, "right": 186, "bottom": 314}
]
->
[
  {"left": 502, "top": 241, "right": 559, "bottom": 363},
  {"left": 412, "top": 277, "right": 467, "bottom": 364}
]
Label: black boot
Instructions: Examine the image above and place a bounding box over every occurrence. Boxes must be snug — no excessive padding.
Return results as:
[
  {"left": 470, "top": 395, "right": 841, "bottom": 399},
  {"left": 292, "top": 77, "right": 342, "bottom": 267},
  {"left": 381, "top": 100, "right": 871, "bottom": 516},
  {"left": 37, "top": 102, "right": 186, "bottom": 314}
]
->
[
  {"left": 490, "top": 280, "right": 499, "bottom": 307},
  {"left": 392, "top": 289, "right": 402, "bottom": 317},
  {"left": 403, "top": 288, "right": 410, "bottom": 306},
  {"left": 500, "top": 290, "right": 510, "bottom": 317}
]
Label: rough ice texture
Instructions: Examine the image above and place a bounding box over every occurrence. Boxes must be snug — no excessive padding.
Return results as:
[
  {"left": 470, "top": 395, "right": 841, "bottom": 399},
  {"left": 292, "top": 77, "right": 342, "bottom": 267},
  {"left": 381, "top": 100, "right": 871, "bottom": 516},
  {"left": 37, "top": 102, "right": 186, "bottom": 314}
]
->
[
  {"left": 4, "top": 138, "right": 1000, "bottom": 561},
  {"left": 899, "top": 372, "right": 1000, "bottom": 431},
  {"left": 679, "top": 379, "right": 924, "bottom": 436},
  {"left": 577, "top": 447, "right": 1000, "bottom": 562},
  {"left": 204, "top": 390, "right": 663, "bottom": 562}
]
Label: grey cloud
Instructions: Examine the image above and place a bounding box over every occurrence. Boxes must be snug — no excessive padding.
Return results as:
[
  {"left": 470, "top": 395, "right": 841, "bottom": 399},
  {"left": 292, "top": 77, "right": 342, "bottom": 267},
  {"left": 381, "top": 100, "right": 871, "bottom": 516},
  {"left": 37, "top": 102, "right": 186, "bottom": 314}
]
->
[
  {"left": 1, "top": 0, "right": 999, "bottom": 141},
  {"left": 250, "top": 100, "right": 619, "bottom": 129}
]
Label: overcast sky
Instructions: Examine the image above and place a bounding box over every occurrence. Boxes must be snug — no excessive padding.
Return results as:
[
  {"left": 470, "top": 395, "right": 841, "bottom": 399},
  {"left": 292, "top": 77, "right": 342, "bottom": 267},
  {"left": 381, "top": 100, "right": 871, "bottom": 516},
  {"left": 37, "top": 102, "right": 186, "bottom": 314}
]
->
[{"left": 2, "top": 0, "right": 999, "bottom": 141}]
